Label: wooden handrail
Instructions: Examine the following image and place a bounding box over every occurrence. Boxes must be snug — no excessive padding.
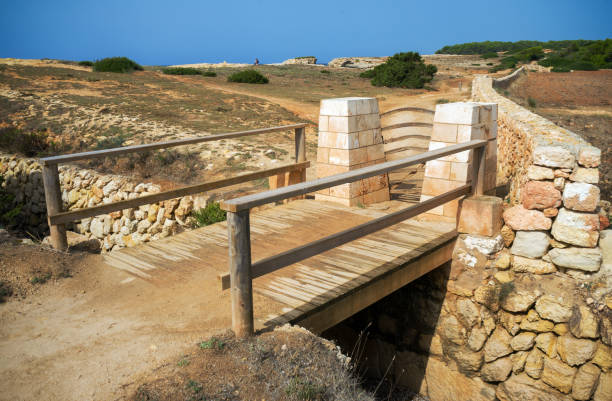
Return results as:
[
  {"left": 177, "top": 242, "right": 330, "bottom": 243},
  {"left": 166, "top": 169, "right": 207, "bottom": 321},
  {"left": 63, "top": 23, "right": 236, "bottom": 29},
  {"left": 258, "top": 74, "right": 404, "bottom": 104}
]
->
[
  {"left": 218, "top": 183, "right": 470, "bottom": 290},
  {"left": 49, "top": 161, "right": 310, "bottom": 225},
  {"left": 40, "top": 123, "right": 308, "bottom": 165},
  {"left": 221, "top": 139, "right": 486, "bottom": 212}
]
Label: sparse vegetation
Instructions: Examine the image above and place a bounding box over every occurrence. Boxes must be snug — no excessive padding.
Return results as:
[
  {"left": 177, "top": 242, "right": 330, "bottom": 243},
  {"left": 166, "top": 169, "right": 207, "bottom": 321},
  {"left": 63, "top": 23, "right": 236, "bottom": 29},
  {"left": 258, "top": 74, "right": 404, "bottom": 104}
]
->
[
  {"left": 227, "top": 69, "right": 269, "bottom": 84},
  {"left": 198, "top": 337, "right": 225, "bottom": 350},
  {"left": 0, "top": 176, "right": 23, "bottom": 229},
  {"left": 191, "top": 203, "right": 227, "bottom": 228},
  {"left": 436, "top": 98, "right": 450, "bottom": 104},
  {"left": 359, "top": 52, "right": 437, "bottom": 89},
  {"left": 528, "top": 97, "right": 537, "bottom": 108},
  {"left": 285, "top": 377, "right": 325, "bottom": 400},
  {"left": 162, "top": 67, "right": 202, "bottom": 75},
  {"left": 30, "top": 273, "right": 52, "bottom": 285},
  {"left": 481, "top": 52, "right": 498, "bottom": 59},
  {"left": 78, "top": 61, "right": 94, "bottom": 67},
  {"left": 0, "top": 127, "right": 52, "bottom": 157},
  {"left": 93, "top": 57, "right": 143, "bottom": 73},
  {"left": 0, "top": 281, "right": 12, "bottom": 302},
  {"left": 320, "top": 70, "right": 330, "bottom": 74}
]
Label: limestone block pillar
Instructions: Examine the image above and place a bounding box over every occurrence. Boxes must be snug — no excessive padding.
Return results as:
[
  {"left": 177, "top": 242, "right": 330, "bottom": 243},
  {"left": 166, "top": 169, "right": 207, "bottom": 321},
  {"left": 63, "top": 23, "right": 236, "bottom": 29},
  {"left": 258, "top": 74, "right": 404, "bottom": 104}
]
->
[
  {"left": 420, "top": 102, "right": 498, "bottom": 221},
  {"left": 315, "top": 97, "right": 390, "bottom": 206}
]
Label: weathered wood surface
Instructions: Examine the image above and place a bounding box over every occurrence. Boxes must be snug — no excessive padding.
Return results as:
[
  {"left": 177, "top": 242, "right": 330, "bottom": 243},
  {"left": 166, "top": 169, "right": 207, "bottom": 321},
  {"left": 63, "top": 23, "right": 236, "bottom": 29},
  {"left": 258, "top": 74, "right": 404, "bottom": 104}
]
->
[
  {"left": 42, "top": 164, "right": 68, "bottom": 250},
  {"left": 227, "top": 210, "right": 254, "bottom": 337},
  {"left": 102, "top": 199, "right": 456, "bottom": 332}
]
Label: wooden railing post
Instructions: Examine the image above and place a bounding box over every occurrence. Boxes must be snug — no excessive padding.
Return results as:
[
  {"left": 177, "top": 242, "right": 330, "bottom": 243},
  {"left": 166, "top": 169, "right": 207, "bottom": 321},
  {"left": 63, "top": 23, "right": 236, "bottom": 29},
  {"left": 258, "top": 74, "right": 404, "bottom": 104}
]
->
[
  {"left": 471, "top": 145, "right": 486, "bottom": 196},
  {"left": 42, "top": 163, "right": 68, "bottom": 251},
  {"left": 227, "top": 210, "right": 254, "bottom": 338},
  {"left": 294, "top": 126, "right": 306, "bottom": 163}
]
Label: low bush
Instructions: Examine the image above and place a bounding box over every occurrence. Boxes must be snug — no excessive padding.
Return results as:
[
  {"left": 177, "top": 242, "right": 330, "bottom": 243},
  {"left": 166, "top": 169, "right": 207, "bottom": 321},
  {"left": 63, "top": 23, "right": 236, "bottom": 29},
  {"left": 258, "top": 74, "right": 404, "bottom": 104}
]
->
[
  {"left": 481, "top": 52, "right": 498, "bottom": 59},
  {"left": 202, "top": 70, "right": 217, "bottom": 77},
  {"left": 162, "top": 67, "right": 202, "bottom": 75},
  {"left": 359, "top": 52, "right": 437, "bottom": 89},
  {"left": 320, "top": 70, "right": 330, "bottom": 74},
  {"left": 489, "top": 56, "right": 518, "bottom": 72},
  {"left": 0, "top": 127, "right": 50, "bottom": 157},
  {"left": 227, "top": 69, "right": 269, "bottom": 84},
  {"left": 78, "top": 60, "right": 94, "bottom": 67},
  {"left": 528, "top": 97, "right": 537, "bottom": 108},
  {"left": 191, "top": 203, "right": 227, "bottom": 227},
  {"left": 0, "top": 175, "right": 23, "bottom": 229},
  {"left": 93, "top": 57, "right": 143, "bottom": 73}
]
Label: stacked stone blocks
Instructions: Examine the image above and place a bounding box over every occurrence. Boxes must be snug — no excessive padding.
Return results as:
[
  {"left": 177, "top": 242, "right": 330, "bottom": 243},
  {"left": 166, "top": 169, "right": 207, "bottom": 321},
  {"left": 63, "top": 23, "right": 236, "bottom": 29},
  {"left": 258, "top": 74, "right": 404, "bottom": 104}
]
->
[
  {"left": 315, "top": 97, "right": 389, "bottom": 206},
  {"left": 421, "top": 102, "right": 498, "bottom": 220}
]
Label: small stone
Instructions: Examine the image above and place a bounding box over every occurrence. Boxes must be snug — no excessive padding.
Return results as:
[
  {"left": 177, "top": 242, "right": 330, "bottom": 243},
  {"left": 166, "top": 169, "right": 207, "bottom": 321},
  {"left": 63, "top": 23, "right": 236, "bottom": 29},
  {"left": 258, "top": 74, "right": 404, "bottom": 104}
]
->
[
  {"left": 521, "top": 181, "right": 562, "bottom": 210},
  {"left": 137, "top": 219, "right": 152, "bottom": 234},
  {"left": 543, "top": 207, "right": 559, "bottom": 217},
  {"left": 503, "top": 205, "right": 552, "bottom": 231},
  {"left": 533, "top": 145, "right": 575, "bottom": 168},
  {"left": 440, "top": 314, "right": 466, "bottom": 346},
  {"left": 535, "top": 332, "right": 557, "bottom": 357},
  {"left": 535, "top": 294, "right": 573, "bottom": 322},
  {"left": 474, "top": 283, "right": 501, "bottom": 311},
  {"left": 445, "top": 344, "right": 484, "bottom": 373},
  {"left": 551, "top": 208, "right": 600, "bottom": 248},
  {"left": 569, "top": 305, "right": 600, "bottom": 339},
  {"left": 481, "top": 356, "right": 513, "bottom": 383},
  {"left": 511, "top": 231, "right": 550, "bottom": 258},
  {"left": 512, "top": 351, "right": 528, "bottom": 374},
  {"left": 592, "top": 343, "right": 612, "bottom": 371},
  {"left": 520, "top": 318, "right": 555, "bottom": 333},
  {"left": 570, "top": 167, "right": 599, "bottom": 184},
  {"left": 496, "top": 373, "right": 573, "bottom": 401},
  {"left": 541, "top": 357, "right": 577, "bottom": 394},
  {"left": 462, "top": 234, "right": 504, "bottom": 256},
  {"left": 572, "top": 363, "right": 601, "bottom": 400},
  {"left": 563, "top": 182, "right": 600, "bottom": 212},
  {"left": 549, "top": 238, "right": 568, "bottom": 248},
  {"left": 594, "top": 371, "right": 612, "bottom": 401},
  {"left": 494, "top": 249, "right": 511, "bottom": 270},
  {"left": 555, "top": 169, "right": 572, "bottom": 178},
  {"left": 554, "top": 177, "right": 566, "bottom": 190},
  {"left": 512, "top": 255, "right": 556, "bottom": 274},
  {"left": 500, "top": 225, "right": 515, "bottom": 247},
  {"left": 499, "top": 310, "right": 523, "bottom": 335},
  {"left": 457, "top": 298, "right": 481, "bottom": 328},
  {"left": 484, "top": 327, "right": 513, "bottom": 362},
  {"left": 511, "top": 332, "right": 537, "bottom": 351},
  {"left": 527, "top": 165, "right": 554, "bottom": 180},
  {"left": 554, "top": 323, "right": 569, "bottom": 336},
  {"left": 578, "top": 146, "right": 601, "bottom": 168},
  {"left": 548, "top": 247, "right": 602, "bottom": 272},
  {"left": 494, "top": 270, "right": 514, "bottom": 283},
  {"left": 557, "top": 334, "right": 598, "bottom": 366},
  {"left": 525, "top": 348, "right": 545, "bottom": 379},
  {"left": 467, "top": 326, "right": 488, "bottom": 352},
  {"left": 502, "top": 290, "right": 539, "bottom": 313}
]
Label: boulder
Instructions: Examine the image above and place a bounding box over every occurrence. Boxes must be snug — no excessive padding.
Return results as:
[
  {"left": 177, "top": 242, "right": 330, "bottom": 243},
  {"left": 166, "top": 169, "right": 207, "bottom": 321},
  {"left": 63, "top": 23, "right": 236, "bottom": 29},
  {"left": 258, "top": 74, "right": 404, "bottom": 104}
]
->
[
  {"left": 563, "top": 182, "right": 600, "bottom": 212},
  {"left": 548, "top": 247, "right": 602, "bottom": 272},
  {"left": 533, "top": 145, "right": 575, "bottom": 168},
  {"left": 551, "top": 208, "right": 599, "bottom": 248},
  {"left": 541, "top": 357, "right": 577, "bottom": 394},
  {"left": 503, "top": 205, "right": 552, "bottom": 231},
  {"left": 281, "top": 56, "right": 317, "bottom": 65},
  {"left": 481, "top": 356, "right": 513, "bottom": 382},
  {"left": 511, "top": 231, "right": 550, "bottom": 258},
  {"left": 569, "top": 305, "right": 600, "bottom": 339},
  {"left": 511, "top": 332, "right": 537, "bottom": 351},
  {"left": 557, "top": 334, "right": 598, "bottom": 366},
  {"left": 512, "top": 256, "right": 556, "bottom": 274},
  {"left": 571, "top": 363, "right": 601, "bottom": 400},
  {"left": 534, "top": 294, "right": 574, "bottom": 322},
  {"left": 496, "top": 373, "right": 573, "bottom": 401},
  {"left": 484, "top": 327, "right": 513, "bottom": 362},
  {"left": 521, "top": 181, "right": 561, "bottom": 210}
]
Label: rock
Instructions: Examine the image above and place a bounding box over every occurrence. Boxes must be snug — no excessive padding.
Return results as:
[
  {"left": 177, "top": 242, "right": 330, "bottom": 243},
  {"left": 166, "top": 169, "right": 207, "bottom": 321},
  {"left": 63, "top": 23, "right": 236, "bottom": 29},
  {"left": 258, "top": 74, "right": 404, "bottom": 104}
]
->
[
  {"left": 511, "top": 332, "right": 536, "bottom": 352},
  {"left": 484, "top": 327, "right": 513, "bottom": 362},
  {"left": 512, "top": 256, "right": 556, "bottom": 274},
  {"left": 457, "top": 298, "right": 480, "bottom": 328},
  {"left": 520, "top": 318, "right": 555, "bottom": 333},
  {"left": 425, "top": 357, "right": 496, "bottom": 401},
  {"left": 535, "top": 332, "right": 557, "bottom": 357},
  {"left": 569, "top": 305, "right": 600, "bottom": 339},
  {"left": 563, "top": 182, "right": 600, "bottom": 212},
  {"left": 501, "top": 225, "right": 515, "bottom": 247},
  {"left": 495, "top": 270, "right": 515, "bottom": 283},
  {"left": 572, "top": 363, "right": 601, "bottom": 400},
  {"left": 592, "top": 343, "right": 612, "bottom": 371},
  {"left": 541, "top": 357, "right": 577, "bottom": 394},
  {"left": 578, "top": 146, "right": 601, "bottom": 168},
  {"left": 90, "top": 218, "right": 105, "bottom": 239},
  {"left": 555, "top": 169, "right": 571, "bottom": 178},
  {"left": 446, "top": 344, "right": 484, "bottom": 373},
  {"left": 554, "top": 177, "right": 566, "bottom": 190},
  {"left": 535, "top": 294, "right": 573, "bottom": 322},
  {"left": 440, "top": 314, "right": 466, "bottom": 345},
  {"left": 554, "top": 323, "right": 569, "bottom": 336},
  {"left": 512, "top": 351, "right": 528, "bottom": 374},
  {"left": 281, "top": 56, "right": 317, "bottom": 65},
  {"left": 474, "top": 283, "right": 501, "bottom": 311},
  {"left": 502, "top": 290, "right": 539, "bottom": 313},
  {"left": 462, "top": 234, "right": 505, "bottom": 256},
  {"left": 533, "top": 145, "right": 576, "bottom": 168},
  {"left": 511, "top": 231, "right": 550, "bottom": 258},
  {"left": 468, "top": 326, "right": 488, "bottom": 351},
  {"left": 551, "top": 208, "right": 600, "bottom": 248},
  {"left": 496, "top": 373, "right": 573, "bottom": 401},
  {"left": 482, "top": 356, "right": 513, "bottom": 382},
  {"left": 503, "top": 206, "right": 552, "bottom": 231},
  {"left": 557, "top": 334, "right": 598, "bottom": 366},
  {"left": 495, "top": 249, "right": 512, "bottom": 269},
  {"left": 548, "top": 247, "right": 602, "bottom": 272},
  {"left": 521, "top": 181, "right": 562, "bottom": 210},
  {"left": 525, "top": 348, "right": 545, "bottom": 379},
  {"left": 499, "top": 310, "right": 523, "bottom": 335},
  {"left": 594, "top": 371, "right": 612, "bottom": 401},
  {"left": 570, "top": 167, "right": 599, "bottom": 184},
  {"left": 543, "top": 207, "right": 558, "bottom": 217},
  {"left": 137, "top": 219, "right": 151, "bottom": 234},
  {"left": 527, "top": 165, "right": 554, "bottom": 180}
]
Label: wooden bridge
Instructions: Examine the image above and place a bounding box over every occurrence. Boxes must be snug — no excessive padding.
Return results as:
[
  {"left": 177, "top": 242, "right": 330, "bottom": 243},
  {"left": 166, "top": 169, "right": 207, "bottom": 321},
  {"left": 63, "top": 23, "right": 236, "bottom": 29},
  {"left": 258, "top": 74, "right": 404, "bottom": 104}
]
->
[{"left": 40, "top": 114, "right": 488, "bottom": 338}]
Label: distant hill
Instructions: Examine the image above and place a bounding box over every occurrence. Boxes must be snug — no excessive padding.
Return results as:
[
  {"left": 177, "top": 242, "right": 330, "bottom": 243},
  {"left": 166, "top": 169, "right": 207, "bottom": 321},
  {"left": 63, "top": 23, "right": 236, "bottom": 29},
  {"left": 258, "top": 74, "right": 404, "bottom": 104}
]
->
[{"left": 436, "top": 39, "right": 612, "bottom": 72}]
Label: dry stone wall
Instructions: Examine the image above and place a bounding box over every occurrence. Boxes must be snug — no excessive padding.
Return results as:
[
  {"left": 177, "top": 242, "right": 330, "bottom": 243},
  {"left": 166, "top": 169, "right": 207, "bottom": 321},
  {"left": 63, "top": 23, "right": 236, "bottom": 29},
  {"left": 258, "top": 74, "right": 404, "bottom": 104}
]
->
[{"left": 0, "top": 154, "right": 200, "bottom": 251}]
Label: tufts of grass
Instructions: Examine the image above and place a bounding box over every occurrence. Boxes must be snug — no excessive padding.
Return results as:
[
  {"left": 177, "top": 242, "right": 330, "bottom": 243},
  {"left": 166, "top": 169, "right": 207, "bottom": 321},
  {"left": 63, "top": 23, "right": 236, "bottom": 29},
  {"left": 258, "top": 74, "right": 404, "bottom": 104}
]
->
[
  {"left": 199, "top": 337, "right": 225, "bottom": 350},
  {"left": 30, "top": 273, "right": 52, "bottom": 285},
  {"left": 227, "top": 69, "right": 269, "bottom": 84},
  {"left": 527, "top": 97, "right": 537, "bottom": 108},
  {"left": 191, "top": 203, "right": 227, "bottom": 228},
  {"left": 93, "top": 57, "right": 143, "bottom": 73},
  {"left": 285, "top": 377, "right": 325, "bottom": 400},
  {"left": 436, "top": 98, "right": 450, "bottom": 104}
]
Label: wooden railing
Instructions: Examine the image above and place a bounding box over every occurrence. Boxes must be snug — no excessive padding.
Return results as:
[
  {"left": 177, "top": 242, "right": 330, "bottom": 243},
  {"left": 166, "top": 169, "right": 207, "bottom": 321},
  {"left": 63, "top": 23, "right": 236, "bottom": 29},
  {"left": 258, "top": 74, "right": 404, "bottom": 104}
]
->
[
  {"left": 219, "top": 139, "right": 488, "bottom": 338},
  {"left": 40, "top": 124, "right": 309, "bottom": 250}
]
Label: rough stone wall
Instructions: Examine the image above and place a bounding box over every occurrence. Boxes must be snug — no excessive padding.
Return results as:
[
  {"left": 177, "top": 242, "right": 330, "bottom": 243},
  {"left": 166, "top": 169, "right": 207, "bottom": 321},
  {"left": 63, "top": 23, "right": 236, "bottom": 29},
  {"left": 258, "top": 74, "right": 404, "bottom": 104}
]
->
[{"left": 0, "top": 154, "right": 200, "bottom": 251}]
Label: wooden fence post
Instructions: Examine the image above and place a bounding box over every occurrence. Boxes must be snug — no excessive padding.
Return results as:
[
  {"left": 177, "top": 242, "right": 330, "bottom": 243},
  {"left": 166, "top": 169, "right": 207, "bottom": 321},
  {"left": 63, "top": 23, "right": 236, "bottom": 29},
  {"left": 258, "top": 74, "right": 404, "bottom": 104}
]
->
[
  {"left": 471, "top": 145, "right": 486, "bottom": 196},
  {"left": 294, "top": 126, "right": 306, "bottom": 163},
  {"left": 42, "top": 163, "right": 68, "bottom": 251},
  {"left": 227, "top": 210, "right": 254, "bottom": 338}
]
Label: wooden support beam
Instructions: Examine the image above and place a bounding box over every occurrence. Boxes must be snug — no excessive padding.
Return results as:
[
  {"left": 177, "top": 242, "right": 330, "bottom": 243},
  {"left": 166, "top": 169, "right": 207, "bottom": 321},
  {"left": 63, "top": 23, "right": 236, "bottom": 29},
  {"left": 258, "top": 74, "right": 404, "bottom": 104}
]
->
[
  {"left": 471, "top": 145, "right": 486, "bottom": 196},
  {"left": 42, "top": 164, "right": 68, "bottom": 250},
  {"left": 227, "top": 210, "right": 254, "bottom": 338}
]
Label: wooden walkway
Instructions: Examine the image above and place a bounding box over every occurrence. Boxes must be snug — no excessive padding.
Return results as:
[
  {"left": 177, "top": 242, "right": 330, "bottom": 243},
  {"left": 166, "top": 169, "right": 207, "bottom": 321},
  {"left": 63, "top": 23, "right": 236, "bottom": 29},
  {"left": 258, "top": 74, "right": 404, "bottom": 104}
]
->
[{"left": 102, "top": 199, "right": 456, "bottom": 333}]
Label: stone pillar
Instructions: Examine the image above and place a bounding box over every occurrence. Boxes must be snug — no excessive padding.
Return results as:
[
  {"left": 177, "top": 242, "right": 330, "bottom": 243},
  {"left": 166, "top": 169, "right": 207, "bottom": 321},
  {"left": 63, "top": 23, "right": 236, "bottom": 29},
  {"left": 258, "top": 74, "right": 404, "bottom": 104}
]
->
[
  {"left": 315, "top": 97, "right": 390, "bottom": 206},
  {"left": 420, "top": 102, "right": 498, "bottom": 221}
]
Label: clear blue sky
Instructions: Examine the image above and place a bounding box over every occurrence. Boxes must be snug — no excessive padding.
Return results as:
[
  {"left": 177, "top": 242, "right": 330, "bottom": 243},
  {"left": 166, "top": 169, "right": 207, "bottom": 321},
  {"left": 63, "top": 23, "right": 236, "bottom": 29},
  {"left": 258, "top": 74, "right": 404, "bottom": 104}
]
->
[{"left": 1, "top": 0, "right": 610, "bottom": 65}]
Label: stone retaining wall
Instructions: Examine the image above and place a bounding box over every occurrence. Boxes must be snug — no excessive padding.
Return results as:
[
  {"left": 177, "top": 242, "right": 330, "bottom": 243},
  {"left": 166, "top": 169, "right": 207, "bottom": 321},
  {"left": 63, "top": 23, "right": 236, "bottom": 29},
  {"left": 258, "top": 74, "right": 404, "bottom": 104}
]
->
[{"left": 0, "top": 154, "right": 200, "bottom": 251}]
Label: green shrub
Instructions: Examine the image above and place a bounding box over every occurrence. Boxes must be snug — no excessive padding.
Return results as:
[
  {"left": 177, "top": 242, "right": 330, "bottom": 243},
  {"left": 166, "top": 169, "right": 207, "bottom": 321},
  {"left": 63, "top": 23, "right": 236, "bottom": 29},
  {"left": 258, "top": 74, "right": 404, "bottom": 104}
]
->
[
  {"left": 320, "top": 70, "right": 330, "bottom": 74},
  {"left": 0, "top": 127, "right": 50, "bottom": 157},
  {"left": 199, "top": 337, "right": 225, "bottom": 350},
  {"left": 359, "top": 52, "right": 437, "bottom": 89},
  {"left": 227, "top": 69, "right": 269, "bottom": 84},
  {"left": 489, "top": 56, "right": 518, "bottom": 72},
  {"left": 481, "top": 52, "right": 498, "bottom": 59},
  {"left": 202, "top": 70, "right": 217, "bottom": 77},
  {"left": 528, "top": 97, "right": 537, "bottom": 108},
  {"left": 93, "top": 57, "right": 143, "bottom": 73},
  {"left": 162, "top": 67, "right": 202, "bottom": 75},
  {"left": 191, "top": 202, "right": 227, "bottom": 227},
  {"left": 78, "top": 60, "right": 94, "bottom": 67},
  {"left": 0, "top": 175, "right": 23, "bottom": 229},
  {"left": 436, "top": 98, "right": 450, "bottom": 104}
]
